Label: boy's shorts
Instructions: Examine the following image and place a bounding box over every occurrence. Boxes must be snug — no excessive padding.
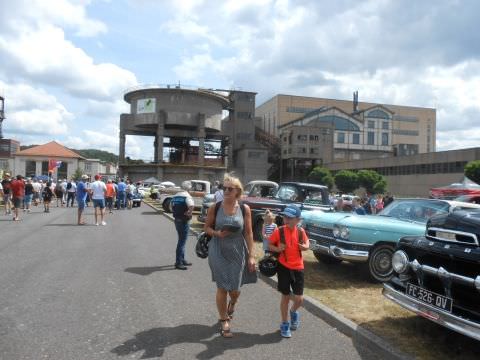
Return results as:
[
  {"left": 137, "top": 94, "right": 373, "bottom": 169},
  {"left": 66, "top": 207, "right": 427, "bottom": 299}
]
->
[
  {"left": 277, "top": 262, "right": 304, "bottom": 296},
  {"left": 92, "top": 199, "right": 105, "bottom": 209}
]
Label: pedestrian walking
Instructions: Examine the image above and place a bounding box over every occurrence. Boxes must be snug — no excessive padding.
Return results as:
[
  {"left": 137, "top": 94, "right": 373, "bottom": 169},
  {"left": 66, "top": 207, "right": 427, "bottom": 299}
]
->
[
  {"left": 204, "top": 174, "right": 257, "bottom": 338},
  {"left": 76, "top": 175, "right": 89, "bottom": 225},
  {"left": 116, "top": 179, "right": 127, "bottom": 209},
  {"left": 126, "top": 180, "right": 135, "bottom": 209},
  {"left": 42, "top": 181, "right": 54, "bottom": 212},
  {"left": 268, "top": 204, "right": 309, "bottom": 338},
  {"left": 54, "top": 181, "right": 64, "bottom": 207},
  {"left": 105, "top": 179, "right": 116, "bottom": 214},
  {"left": 66, "top": 178, "right": 76, "bottom": 207},
  {"left": 32, "top": 178, "right": 41, "bottom": 206},
  {"left": 90, "top": 174, "right": 107, "bottom": 226},
  {"left": 10, "top": 175, "right": 25, "bottom": 221},
  {"left": 1, "top": 172, "right": 12, "bottom": 215},
  {"left": 214, "top": 183, "right": 224, "bottom": 203},
  {"left": 171, "top": 181, "right": 195, "bottom": 270},
  {"left": 23, "top": 178, "right": 34, "bottom": 213}
]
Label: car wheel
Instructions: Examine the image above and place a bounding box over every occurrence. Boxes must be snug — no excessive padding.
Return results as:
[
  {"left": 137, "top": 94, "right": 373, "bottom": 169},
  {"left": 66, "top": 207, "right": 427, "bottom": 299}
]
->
[
  {"left": 313, "top": 251, "right": 342, "bottom": 264},
  {"left": 162, "top": 198, "right": 172, "bottom": 212},
  {"left": 368, "top": 244, "right": 395, "bottom": 282},
  {"left": 253, "top": 217, "right": 264, "bottom": 242}
]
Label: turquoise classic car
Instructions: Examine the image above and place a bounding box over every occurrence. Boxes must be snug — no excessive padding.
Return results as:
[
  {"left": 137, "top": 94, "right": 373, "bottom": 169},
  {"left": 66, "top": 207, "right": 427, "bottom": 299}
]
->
[{"left": 301, "top": 199, "right": 480, "bottom": 282}]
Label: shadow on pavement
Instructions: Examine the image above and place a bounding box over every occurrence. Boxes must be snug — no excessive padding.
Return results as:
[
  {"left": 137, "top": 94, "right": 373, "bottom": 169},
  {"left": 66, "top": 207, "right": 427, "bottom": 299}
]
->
[
  {"left": 125, "top": 265, "right": 177, "bottom": 275},
  {"left": 141, "top": 211, "right": 161, "bottom": 215},
  {"left": 111, "top": 323, "right": 281, "bottom": 359}
]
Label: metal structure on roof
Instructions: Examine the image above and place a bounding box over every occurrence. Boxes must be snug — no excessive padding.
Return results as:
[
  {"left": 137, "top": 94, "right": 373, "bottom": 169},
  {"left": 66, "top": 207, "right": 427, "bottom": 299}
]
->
[{"left": 0, "top": 95, "right": 5, "bottom": 139}]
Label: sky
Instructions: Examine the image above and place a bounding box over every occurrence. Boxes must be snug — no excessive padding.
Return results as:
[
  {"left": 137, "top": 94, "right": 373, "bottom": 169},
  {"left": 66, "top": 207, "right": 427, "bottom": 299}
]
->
[{"left": 1, "top": 0, "right": 480, "bottom": 160}]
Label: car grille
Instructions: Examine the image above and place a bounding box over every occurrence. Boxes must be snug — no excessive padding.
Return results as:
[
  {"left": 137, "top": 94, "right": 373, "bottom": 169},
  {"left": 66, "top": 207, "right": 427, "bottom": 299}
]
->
[
  {"left": 408, "top": 249, "right": 480, "bottom": 322},
  {"left": 306, "top": 225, "right": 333, "bottom": 239}
]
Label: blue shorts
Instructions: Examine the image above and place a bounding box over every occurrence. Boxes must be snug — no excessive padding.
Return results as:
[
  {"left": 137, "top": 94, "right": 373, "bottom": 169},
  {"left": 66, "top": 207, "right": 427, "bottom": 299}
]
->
[
  {"left": 92, "top": 199, "right": 105, "bottom": 209},
  {"left": 77, "top": 199, "right": 86, "bottom": 210}
]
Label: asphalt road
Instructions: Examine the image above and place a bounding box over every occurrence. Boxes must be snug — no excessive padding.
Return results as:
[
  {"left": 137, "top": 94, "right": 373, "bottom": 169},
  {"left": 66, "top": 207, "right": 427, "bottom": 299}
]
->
[{"left": 0, "top": 204, "right": 381, "bottom": 360}]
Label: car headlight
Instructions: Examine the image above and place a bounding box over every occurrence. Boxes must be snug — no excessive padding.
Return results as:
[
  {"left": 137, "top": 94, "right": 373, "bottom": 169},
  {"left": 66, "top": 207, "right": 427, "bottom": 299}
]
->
[
  {"left": 333, "top": 225, "right": 340, "bottom": 237},
  {"left": 392, "top": 250, "right": 409, "bottom": 274},
  {"left": 339, "top": 226, "right": 349, "bottom": 239}
]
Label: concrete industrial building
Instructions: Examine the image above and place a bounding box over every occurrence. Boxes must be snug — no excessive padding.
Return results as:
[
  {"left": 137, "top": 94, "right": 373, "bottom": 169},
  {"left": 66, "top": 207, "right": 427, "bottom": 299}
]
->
[
  {"left": 256, "top": 93, "right": 437, "bottom": 181},
  {"left": 119, "top": 85, "right": 268, "bottom": 184}
]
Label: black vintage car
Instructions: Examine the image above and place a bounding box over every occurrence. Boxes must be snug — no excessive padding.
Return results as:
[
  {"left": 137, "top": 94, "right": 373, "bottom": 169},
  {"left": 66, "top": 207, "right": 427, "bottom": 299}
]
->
[
  {"left": 241, "top": 182, "right": 333, "bottom": 242},
  {"left": 383, "top": 209, "right": 480, "bottom": 341}
]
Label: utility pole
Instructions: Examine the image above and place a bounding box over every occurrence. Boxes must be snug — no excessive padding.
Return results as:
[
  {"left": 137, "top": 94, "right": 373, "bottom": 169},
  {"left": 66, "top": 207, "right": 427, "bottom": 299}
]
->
[{"left": 0, "top": 95, "right": 5, "bottom": 139}]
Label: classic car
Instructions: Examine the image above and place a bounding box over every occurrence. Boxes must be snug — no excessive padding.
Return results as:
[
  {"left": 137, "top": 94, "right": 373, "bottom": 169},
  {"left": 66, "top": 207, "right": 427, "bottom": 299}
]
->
[
  {"left": 197, "top": 180, "right": 279, "bottom": 223},
  {"left": 454, "top": 194, "right": 480, "bottom": 204},
  {"left": 241, "top": 182, "right": 333, "bottom": 242},
  {"left": 302, "top": 199, "right": 480, "bottom": 282},
  {"left": 383, "top": 209, "right": 480, "bottom": 341},
  {"left": 159, "top": 180, "right": 211, "bottom": 212},
  {"left": 243, "top": 180, "right": 278, "bottom": 198}
]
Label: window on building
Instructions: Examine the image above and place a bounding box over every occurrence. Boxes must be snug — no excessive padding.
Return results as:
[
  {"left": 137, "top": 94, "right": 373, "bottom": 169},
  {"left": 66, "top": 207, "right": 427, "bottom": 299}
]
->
[
  {"left": 297, "top": 147, "right": 306, "bottom": 154},
  {"left": 382, "top": 133, "right": 389, "bottom": 146},
  {"left": 352, "top": 133, "right": 360, "bottom": 144},
  {"left": 297, "top": 135, "right": 307, "bottom": 141},
  {"left": 283, "top": 136, "right": 287, "bottom": 142},
  {"left": 57, "top": 162, "right": 68, "bottom": 179},
  {"left": 382, "top": 121, "right": 389, "bottom": 130},
  {"left": 310, "top": 148, "right": 319, "bottom": 154},
  {"left": 337, "top": 132, "right": 345, "bottom": 143},
  {"left": 42, "top": 161, "right": 49, "bottom": 175},
  {"left": 368, "top": 120, "right": 375, "bottom": 128},
  {"left": 367, "top": 132, "right": 375, "bottom": 145},
  {"left": 25, "top": 161, "right": 36, "bottom": 177},
  {"left": 309, "top": 135, "right": 319, "bottom": 141}
]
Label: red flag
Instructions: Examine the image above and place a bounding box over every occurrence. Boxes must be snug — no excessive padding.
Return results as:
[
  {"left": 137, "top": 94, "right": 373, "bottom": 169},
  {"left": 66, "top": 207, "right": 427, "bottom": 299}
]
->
[{"left": 48, "top": 159, "right": 57, "bottom": 172}]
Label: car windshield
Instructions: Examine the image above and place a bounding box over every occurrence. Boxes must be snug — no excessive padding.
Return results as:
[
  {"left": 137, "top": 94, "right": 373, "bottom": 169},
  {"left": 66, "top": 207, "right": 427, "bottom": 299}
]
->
[{"left": 378, "top": 199, "right": 450, "bottom": 223}]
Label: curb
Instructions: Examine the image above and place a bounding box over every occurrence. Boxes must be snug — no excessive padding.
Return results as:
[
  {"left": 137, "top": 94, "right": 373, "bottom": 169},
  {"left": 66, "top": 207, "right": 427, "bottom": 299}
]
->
[{"left": 144, "top": 200, "right": 411, "bottom": 360}]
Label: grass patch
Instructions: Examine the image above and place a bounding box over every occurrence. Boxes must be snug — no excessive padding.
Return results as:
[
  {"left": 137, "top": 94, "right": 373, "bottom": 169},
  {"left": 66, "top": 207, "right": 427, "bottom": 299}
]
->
[{"left": 254, "top": 243, "right": 480, "bottom": 360}]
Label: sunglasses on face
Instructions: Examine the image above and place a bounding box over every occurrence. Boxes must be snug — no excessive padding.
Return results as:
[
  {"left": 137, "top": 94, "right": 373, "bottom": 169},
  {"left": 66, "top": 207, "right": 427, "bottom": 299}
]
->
[{"left": 223, "top": 186, "right": 238, "bottom": 192}]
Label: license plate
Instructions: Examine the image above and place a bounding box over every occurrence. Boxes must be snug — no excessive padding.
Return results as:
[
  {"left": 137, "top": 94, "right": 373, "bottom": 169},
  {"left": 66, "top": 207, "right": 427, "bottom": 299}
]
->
[{"left": 406, "top": 283, "right": 452, "bottom": 312}]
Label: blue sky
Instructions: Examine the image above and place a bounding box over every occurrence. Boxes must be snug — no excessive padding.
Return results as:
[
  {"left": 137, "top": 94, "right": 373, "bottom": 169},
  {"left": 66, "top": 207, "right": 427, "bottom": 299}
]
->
[{"left": 1, "top": 0, "right": 480, "bottom": 160}]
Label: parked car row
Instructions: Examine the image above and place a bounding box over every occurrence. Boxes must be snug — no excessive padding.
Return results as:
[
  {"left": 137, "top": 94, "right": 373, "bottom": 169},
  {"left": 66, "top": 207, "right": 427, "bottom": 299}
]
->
[{"left": 300, "top": 198, "right": 480, "bottom": 341}]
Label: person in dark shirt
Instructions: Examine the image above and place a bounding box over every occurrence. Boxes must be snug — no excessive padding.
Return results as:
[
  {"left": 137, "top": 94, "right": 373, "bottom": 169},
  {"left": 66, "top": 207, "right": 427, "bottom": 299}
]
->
[
  {"left": 23, "top": 178, "right": 34, "bottom": 213},
  {"left": 1, "top": 172, "right": 12, "bottom": 215}
]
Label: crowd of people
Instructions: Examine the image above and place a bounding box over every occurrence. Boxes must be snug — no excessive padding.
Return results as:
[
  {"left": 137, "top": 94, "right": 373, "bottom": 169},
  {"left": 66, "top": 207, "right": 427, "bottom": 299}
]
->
[
  {"left": 0, "top": 172, "right": 141, "bottom": 224},
  {"left": 330, "top": 192, "right": 394, "bottom": 215}
]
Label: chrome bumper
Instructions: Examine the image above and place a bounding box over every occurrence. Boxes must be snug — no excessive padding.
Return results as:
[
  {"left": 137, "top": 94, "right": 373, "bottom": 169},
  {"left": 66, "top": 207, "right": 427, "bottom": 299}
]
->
[
  {"left": 383, "top": 283, "right": 480, "bottom": 341},
  {"left": 309, "top": 239, "right": 369, "bottom": 262}
]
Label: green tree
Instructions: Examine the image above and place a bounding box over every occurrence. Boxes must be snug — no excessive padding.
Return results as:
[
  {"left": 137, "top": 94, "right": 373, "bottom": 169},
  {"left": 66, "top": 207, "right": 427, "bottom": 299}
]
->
[
  {"left": 373, "top": 178, "right": 387, "bottom": 194},
  {"left": 334, "top": 170, "right": 359, "bottom": 194},
  {"left": 308, "top": 166, "right": 334, "bottom": 189},
  {"left": 464, "top": 160, "right": 480, "bottom": 184},
  {"left": 72, "top": 167, "right": 83, "bottom": 181},
  {"left": 358, "top": 169, "right": 386, "bottom": 194}
]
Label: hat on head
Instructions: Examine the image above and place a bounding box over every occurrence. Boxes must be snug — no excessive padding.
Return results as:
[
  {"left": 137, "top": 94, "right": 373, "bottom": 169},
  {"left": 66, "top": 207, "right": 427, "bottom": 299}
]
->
[
  {"left": 94, "top": 174, "right": 100, "bottom": 180},
  {"left": 81, "top": 174, "right": 88, "bottom": 179},
  {"left": 279, "top": 204, "right": 302, "bottom": 218},
  {"left": 181, "top": 180, "right": 192, "bottom": 191},
  {"left": 4, "top": 172, "right": 10, "bottom": 177}
]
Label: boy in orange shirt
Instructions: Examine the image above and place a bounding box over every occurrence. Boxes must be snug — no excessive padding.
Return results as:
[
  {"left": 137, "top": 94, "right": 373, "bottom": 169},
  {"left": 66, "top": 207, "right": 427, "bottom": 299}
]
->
[{"left": 268, "top": 204, "right": 309, "bottom": 338}]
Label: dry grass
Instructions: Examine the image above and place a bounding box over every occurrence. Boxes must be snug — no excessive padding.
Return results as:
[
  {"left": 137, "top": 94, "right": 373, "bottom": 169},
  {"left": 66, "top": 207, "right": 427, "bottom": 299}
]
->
[{"left": 254, "top": 243, "right": 480, "bottom": 360}]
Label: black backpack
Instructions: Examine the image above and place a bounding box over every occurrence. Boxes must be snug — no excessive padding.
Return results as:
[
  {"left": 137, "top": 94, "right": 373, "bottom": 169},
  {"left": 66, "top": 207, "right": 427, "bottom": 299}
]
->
[{"left": 66, "top": 182, "right": 72, "bottom": 190}]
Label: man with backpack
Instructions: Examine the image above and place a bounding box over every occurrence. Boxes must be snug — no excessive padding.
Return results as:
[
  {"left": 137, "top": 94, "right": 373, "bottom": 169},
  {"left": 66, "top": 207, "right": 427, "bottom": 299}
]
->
[
  {"left": 66, "top": 178, "right": 76, "bottom": 207},
  {"left": 171, "top": 181, "right": 194, "bottom": 270},
  {"left": 268, "top": 204, "right": 310, "bottom": 338}
]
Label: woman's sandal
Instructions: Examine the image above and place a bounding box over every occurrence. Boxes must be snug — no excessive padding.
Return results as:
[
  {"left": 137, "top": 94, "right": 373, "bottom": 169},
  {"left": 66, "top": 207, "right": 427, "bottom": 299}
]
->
[
  {"left": 219, "top": 319, "right": 233, "bottom": 338},
  {"left": 227, "top": 301, "right": 236, "bottom": 320}
]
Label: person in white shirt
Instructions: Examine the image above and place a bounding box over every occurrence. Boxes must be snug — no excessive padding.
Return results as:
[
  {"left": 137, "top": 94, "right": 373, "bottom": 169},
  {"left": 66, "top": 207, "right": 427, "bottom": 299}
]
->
[
  {"left": 90, "top": 174, "right": 107, "bottom": 226},
  {"left": 66, "top": 179, "right": 77, "bottom": 207},
  {"left": 214, "top": 184, "right": 224, "bottom": 203}
]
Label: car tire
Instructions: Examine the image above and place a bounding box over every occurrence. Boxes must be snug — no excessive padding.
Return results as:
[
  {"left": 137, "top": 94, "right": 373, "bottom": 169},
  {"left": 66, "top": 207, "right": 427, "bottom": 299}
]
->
[
  {"left": 162, "top": 198, "right": 172, "bottom": 213},
  {"left": 313, "top": 251, "right": 342, "bottom": 264},
  {"left": 253, "top": 217, "right": 264, "bottom": 242},
  {"left": 368, "top": 244, "right": 395, "bottom": 282}
]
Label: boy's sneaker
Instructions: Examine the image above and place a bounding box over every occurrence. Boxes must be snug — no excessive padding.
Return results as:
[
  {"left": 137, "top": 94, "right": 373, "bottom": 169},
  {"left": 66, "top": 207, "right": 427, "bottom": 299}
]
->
[
  {"left": 280, "top": 321, "right": 291, "bottom": 338},
  {"left": 290, "top": 310, "right": 300, "bottom": 330}
]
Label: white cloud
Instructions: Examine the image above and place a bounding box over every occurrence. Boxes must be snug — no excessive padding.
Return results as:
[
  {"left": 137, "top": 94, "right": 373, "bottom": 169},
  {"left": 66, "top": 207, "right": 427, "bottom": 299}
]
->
[{"left": 1, "top": 81, "right": 73, "bottom": 136}]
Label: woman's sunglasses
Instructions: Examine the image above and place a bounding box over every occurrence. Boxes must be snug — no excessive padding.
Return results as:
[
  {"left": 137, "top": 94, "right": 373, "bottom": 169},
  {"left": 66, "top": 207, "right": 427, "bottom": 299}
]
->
[{"left": 223, "top": 186, "right": 238, "bottom": 192}]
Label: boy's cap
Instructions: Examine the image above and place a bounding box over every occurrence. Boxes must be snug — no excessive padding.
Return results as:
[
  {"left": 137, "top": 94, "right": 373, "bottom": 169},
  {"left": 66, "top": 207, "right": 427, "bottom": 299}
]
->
[{"left": 279, "top": 204, "right": 301, "bottom": 218}]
